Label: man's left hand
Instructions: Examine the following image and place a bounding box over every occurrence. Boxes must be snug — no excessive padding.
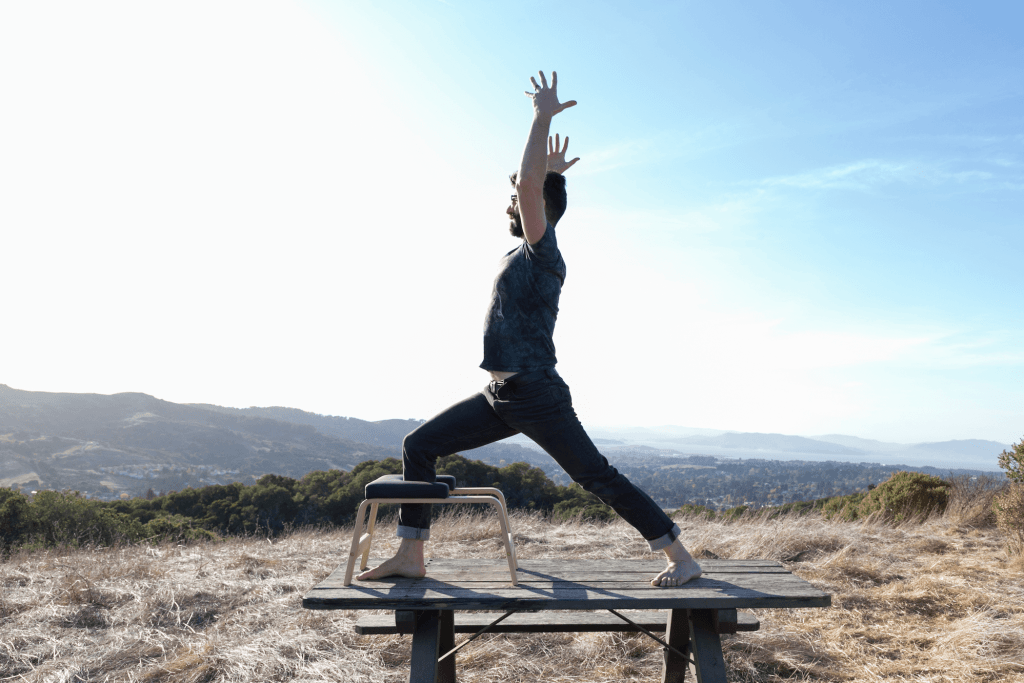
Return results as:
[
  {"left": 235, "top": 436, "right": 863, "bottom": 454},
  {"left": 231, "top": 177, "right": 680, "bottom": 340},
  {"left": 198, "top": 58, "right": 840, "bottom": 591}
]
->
[{"left": 547, "top": 134, "right": 580, "bottom": 174}]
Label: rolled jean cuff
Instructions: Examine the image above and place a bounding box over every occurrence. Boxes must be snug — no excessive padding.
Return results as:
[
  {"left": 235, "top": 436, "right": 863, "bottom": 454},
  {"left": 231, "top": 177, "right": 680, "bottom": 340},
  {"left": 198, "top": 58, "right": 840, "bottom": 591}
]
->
[
  {"left": 646, "top": 523, "right": 681, "bottom": 552},
  {"left": 397, "top": 525, "right": 431, "bottom": 541}
]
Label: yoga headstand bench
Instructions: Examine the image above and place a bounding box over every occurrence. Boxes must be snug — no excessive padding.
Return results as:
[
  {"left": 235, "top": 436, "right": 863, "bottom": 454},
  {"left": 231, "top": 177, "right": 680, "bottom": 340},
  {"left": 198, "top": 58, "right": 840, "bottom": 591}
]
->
[{"left": 344, "top": 474, "right": 518, "bottom": 586}]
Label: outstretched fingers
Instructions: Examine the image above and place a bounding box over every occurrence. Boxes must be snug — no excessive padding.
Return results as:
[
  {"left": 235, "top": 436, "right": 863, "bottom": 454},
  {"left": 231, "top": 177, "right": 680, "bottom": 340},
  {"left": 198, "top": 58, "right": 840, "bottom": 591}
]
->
[
  {"left": 549, "top": 133, "right": 561, "bottom": 155},
  {"left": 555, "top": 100, "right": 577, "bottom": 115},
  {"left": 525, "top": 70, "right": 577, "bottom": 115}
]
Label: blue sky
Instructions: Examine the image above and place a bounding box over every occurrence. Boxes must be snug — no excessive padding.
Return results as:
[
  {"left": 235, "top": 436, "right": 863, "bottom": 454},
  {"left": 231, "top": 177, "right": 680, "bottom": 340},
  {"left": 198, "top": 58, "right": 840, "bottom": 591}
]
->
[{"left": 1, "top": 1, "right": 1021, "bottom": 444}]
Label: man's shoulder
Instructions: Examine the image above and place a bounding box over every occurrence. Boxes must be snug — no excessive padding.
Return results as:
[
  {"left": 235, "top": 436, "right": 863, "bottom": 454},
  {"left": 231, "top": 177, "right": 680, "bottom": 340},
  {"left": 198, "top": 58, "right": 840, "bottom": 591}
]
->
[{"left": 525, "top": 223, "right": 560, "bottom": 260}]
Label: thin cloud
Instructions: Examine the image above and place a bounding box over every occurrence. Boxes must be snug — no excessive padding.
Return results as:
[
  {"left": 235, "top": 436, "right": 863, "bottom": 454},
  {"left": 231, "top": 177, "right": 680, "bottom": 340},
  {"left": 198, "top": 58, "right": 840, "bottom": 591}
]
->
[
  {"left": 572, "top": 138, "right": 655, "bottom": 175},
  {"left": 759, "top": 159, "right": 999, "bottom": 191},
  {"left": 908, "top": 332, "right": 1024, "bottom": 369}
]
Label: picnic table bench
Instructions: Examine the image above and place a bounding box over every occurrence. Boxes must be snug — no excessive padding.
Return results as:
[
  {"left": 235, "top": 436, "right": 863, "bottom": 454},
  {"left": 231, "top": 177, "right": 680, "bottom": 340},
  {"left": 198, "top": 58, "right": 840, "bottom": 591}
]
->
[{"left": 303, "top": 557, "right": 830, "bottom": 682}]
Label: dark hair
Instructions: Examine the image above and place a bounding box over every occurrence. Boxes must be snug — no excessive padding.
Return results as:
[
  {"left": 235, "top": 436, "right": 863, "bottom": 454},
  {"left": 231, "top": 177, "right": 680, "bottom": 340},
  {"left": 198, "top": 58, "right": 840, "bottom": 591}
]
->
[{"left": 509, "top": 171, "right": 568, "bottom": 226}]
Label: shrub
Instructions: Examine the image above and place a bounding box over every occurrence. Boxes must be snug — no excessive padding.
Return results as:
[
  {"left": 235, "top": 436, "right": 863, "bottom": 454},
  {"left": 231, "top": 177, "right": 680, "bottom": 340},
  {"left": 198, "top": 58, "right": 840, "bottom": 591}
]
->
[
  {"left": 998, "top": 437, "right": 1024, "bottom": 483},
  {"left": 0, "top": 488, "right": 30, "bottom": 550},
  {"left": 675, "top": 503, "right": 717, "bottom": 519},
  {"left": 721, "top": 505, "right": 749, "bottom": 521},
  {"left": 843, "top": 471, "right": 949, "bottom": 523},
  {"left": 550, "top": 483, "right": 615, "bottom": 522},
  {"left": 945, "top": 474, "right": 1001, "bottom": 528},
  {"left": 995, "top": 437, "right": 1024, "bottom": 555},
  {"left": 820, "top": 492, "right": 868, "bottom": 522},
  {"left": 143, "top": 515, "right": 220, "bottom": 543},
  {"left": 993, "top": 483, "right": 1024, "bottom": 556},
  {"left": 26, "top": 490, "right": 145, "bottom": 547}
]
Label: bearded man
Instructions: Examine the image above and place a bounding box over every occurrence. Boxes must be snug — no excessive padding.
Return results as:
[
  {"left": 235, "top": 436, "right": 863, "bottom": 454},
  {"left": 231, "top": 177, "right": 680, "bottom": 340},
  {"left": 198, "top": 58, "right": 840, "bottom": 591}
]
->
[{"left": 359, "top": 71, "right": 702, "bottom": 588}]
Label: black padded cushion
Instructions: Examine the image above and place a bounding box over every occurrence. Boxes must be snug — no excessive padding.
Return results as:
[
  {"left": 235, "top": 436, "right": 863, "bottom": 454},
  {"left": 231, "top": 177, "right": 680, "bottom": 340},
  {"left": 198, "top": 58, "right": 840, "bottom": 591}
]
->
[
  {"left": 365, "top": 474, "right": 454, "bottom": 500},
  {"left": 374, "top": 474, "right": 457, "bottom": 490}
]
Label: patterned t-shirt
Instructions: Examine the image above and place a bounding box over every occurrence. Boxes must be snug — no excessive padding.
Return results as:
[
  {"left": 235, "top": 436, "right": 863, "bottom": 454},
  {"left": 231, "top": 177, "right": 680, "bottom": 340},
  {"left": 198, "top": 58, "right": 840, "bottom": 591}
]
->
[{"left": 480, "top": 223, "right": 566, "bottom": 372}]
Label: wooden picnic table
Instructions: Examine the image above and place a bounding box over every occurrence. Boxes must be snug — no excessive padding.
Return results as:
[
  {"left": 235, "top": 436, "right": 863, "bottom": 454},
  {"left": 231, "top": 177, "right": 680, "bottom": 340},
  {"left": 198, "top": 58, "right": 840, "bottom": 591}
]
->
[{"left": 303, "top": 557, "right": 830, "bottom": 683}]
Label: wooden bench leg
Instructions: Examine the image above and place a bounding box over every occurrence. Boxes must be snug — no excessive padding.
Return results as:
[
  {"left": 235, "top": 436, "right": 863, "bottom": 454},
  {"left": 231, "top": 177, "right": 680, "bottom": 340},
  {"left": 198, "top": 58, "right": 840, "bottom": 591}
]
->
[
  {"left": 661, "top": 608, "right": 691, "bottom": 683},
  {"left": 343, "top": 500, "right": 372, "bottom": 586},
  {"left": 487, "top": 498, "right": 518, "bottom": 585},
  {"left": 360, "top": 502, "right": 379, "bottom": 571},
  {"left": 689, "top": 609, "right": 727, "bottom": 683},
  {"left": 410, "top": 610, "right": 441, "bottom": 683}
]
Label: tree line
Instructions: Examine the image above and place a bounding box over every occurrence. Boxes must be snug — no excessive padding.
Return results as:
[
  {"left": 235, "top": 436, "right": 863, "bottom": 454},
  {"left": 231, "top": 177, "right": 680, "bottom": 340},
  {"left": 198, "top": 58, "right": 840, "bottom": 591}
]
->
[
  {"left": 3, "top": 444, "right": 1020, "bottom": 554},
  {"left": 0, "top": 455, "right": 615, "bottom": 551}
]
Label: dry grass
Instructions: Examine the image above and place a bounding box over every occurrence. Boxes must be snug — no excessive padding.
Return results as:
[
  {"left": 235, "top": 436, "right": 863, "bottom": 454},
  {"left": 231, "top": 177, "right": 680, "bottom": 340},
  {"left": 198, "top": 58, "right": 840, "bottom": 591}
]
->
[{"left": 2, "top": 507, "right": 1023, "bottom": 682}]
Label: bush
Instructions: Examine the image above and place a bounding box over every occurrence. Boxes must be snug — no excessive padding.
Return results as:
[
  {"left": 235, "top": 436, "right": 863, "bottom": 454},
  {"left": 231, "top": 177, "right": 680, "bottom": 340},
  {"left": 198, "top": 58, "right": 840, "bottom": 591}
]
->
[
  {"left": 675, "top": 503, "right": 717, "bottom": 519},
  {"left": 995, "top": 437, "right": 1024, "bottom": 555},
  {"left": 25, "top": 490, "right": 145, "bottom": 547},
  {"left": 0, "top": 488, "right": 30, "bottom": 550},
  {"left": 550, "top": 483, "right": 615, "bottom": 522},
  {"left": 721, "top": 505, "right": 749, "bottom": 521},
  {"left": 851, "top": 471, "right": 949, "bottom": 522},
  {"left": 820, "top": 492, "right": 868, "bottom": 521},
  {"left": 945, "top": 474, "right": 1001, "bottom": 528},
  {"left": 993, "top": 483, "right": 1024, "bottom": 556},
  {"left": 998, "top": 437, "right": 1024, "bottom": 483},
  {"left": 143, "top": 514, "right": 220, "bottom": 543}
]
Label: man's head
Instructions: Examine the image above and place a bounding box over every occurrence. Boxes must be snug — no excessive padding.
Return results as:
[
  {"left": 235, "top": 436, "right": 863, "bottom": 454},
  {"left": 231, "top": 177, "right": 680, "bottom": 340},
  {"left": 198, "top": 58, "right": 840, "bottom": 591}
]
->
[{"left": 507, "top": 171, "right": 568, "bottom": 238}]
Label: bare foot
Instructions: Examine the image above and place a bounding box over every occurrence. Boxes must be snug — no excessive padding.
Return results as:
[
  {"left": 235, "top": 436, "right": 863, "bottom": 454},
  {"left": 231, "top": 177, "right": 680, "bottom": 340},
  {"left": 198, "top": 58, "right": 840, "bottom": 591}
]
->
[
  {"left": 356, "top": 539, "right": 426, "bottom": 581},
  {"left": 652, "top": 539, "right": 703, "bottom": 587}
]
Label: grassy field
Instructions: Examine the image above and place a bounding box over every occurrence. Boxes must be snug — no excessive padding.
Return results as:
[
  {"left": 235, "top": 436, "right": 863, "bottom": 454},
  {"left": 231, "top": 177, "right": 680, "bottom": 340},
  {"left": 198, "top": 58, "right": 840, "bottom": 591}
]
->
[{"left": 2, "top": 502, "right": 1022, "bottom": 682}]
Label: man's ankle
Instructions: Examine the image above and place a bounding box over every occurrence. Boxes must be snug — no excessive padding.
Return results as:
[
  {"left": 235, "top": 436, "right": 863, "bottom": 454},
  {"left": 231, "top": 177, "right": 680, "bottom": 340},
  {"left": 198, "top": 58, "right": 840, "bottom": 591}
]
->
[
  {"left": 663, "top": 539, "right": 693, "bottom": 564},
  {"left": 398, "top": 538, "right": 425, "bottom": 561}
]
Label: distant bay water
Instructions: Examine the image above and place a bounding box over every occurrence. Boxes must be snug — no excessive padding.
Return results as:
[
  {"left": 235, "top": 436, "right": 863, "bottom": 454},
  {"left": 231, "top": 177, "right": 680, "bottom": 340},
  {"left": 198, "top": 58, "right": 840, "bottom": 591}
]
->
[{"left": 507, "top": 428, "right": 1008, "bottom": 472}]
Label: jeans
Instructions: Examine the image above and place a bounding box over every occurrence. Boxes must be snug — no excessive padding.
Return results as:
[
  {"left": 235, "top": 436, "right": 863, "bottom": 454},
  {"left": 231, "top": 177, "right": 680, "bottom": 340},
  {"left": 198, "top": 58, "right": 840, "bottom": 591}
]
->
[{"left": 398, "top": 368, "right": 680, "bottom": 551}]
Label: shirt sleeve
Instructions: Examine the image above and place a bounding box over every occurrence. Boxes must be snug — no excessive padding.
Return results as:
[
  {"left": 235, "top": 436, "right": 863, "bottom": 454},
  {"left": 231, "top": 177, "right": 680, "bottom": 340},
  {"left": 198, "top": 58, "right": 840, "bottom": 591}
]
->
[{"left": 525, "top": 222, "right": 559, "bottom": 263}]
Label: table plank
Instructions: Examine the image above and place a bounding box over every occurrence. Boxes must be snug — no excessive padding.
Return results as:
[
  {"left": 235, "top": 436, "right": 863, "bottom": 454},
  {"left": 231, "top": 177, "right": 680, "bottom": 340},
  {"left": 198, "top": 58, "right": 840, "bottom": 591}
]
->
[
  {"left": 319, "top": 569, "right": 792, "bottom": 587},
  {"left": 320, "top": 576, "right": 809, "bottom": 591},
  {"left": 354, "top": 610, "right": 761, "bottom": 634},
  {"left": 304, "top": 558, "right": 830, "bottom": 611},
  {"left": 419, "top": 561, "right": 778, "bottom": 573},
  {"left": 322, "top": 558, "right": 791, "bottom": 587}
]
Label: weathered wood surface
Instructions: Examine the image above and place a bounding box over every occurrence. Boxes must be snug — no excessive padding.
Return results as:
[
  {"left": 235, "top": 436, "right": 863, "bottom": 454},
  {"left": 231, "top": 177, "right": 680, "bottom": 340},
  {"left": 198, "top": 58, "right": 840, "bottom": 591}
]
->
[
  {"left": 353, "top": 609, "right": 760, "bottom": 635},
  {"left": 303, "top": 558, "right": 830, "bottom": 611}
]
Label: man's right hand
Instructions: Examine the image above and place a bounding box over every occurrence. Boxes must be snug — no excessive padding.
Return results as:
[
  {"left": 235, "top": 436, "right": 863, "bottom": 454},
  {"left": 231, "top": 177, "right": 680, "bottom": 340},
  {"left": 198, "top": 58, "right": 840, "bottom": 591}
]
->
[
  {"left": 525, "top": 71, "right": 577, "bottom": 121},
  {"left": 547, "top": 134, "right": 580, "bottom": 174}
]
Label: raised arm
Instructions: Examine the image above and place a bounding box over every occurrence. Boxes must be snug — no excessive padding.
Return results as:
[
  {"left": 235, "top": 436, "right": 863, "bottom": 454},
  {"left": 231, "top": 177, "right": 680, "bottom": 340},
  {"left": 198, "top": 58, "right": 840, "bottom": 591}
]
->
[{"left": 517, "top": 70, "right": 576, "bottom": 244}]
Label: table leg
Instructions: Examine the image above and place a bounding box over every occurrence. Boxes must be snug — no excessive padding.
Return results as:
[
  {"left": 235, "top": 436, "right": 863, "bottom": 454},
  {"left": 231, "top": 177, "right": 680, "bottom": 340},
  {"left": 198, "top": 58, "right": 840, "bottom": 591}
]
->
[
  {"left": 688, "top": 609, "right": 728, "bottom": 683},
  {"left": 410, "top": 610, "right": 441, "bottom": 683},
  {"left": 438, "top": 610, "right": 456, "bottom": 683},
  {"left": 661, "top": 608, "right": 691, "bottom": 683}
]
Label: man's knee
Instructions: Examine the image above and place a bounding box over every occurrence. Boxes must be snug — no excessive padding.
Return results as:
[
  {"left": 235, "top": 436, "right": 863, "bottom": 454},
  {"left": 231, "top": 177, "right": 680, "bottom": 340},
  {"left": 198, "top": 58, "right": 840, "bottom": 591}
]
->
[
  {"left": 402, "top": 429, "right": 424, "bottom": 456},
  {"left": 574, "top": 468, "right": 627, "bottom": 499},
  {"left": 402, "top": 426, "right": 443, "bottom": 467}
]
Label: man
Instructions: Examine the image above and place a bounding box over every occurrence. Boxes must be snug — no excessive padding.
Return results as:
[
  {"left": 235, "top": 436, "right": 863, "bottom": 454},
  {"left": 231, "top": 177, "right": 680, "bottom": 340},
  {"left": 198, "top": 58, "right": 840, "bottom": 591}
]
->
[{"left": 359, "top": 71, "right": 702, "bottom": 587}]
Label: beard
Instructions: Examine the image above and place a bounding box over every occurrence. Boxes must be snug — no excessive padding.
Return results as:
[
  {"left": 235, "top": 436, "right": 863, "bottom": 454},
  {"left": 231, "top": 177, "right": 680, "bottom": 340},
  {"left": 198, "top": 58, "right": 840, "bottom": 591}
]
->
[{"left": 508, "top": 209, "right": 524, "bottom": 239}]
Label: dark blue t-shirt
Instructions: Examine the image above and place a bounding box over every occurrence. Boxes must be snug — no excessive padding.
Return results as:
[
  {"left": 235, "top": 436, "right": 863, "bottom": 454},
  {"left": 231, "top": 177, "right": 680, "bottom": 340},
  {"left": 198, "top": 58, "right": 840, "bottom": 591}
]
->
[{"left": 480, "top": 223, "right": 566, "bottom": 372}]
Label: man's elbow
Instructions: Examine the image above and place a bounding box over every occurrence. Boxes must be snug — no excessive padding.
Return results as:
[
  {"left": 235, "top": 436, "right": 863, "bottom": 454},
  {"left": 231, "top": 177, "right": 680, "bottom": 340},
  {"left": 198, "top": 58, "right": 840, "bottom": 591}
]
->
[{"left": 515, "top": 176, "right": 544, "bottom": 199}]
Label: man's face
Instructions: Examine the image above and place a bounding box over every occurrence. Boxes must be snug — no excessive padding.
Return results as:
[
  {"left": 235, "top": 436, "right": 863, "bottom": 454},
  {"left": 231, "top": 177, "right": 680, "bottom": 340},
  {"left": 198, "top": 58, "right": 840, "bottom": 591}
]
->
[{"left": 507, "top": 194, "right": 524, "bottom": 239}]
